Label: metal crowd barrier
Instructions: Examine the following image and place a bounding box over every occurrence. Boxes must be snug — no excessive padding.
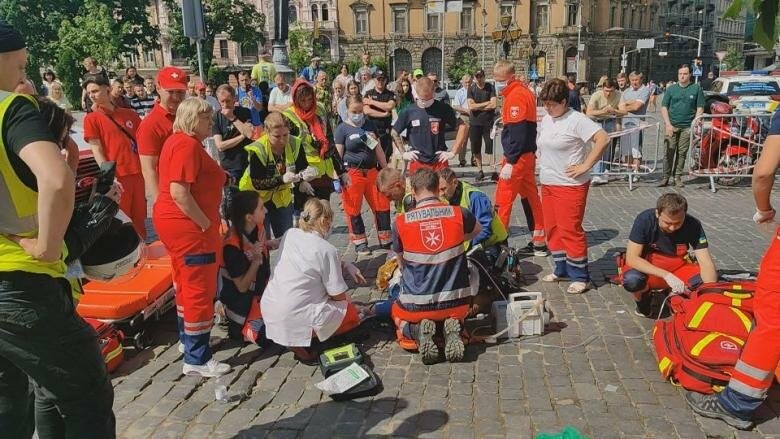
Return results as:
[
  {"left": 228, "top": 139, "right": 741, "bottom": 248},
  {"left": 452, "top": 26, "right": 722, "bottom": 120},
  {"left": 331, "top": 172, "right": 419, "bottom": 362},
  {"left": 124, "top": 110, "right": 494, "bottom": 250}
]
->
[
  {"left": 490, "top": 112, "right": 662, "bottom": 191},
  {"left": 688, "top": 113, "right": 773, "bottom": 193},
  {"left": 590, "top": 115, "right": 662, "bottom": 190}
]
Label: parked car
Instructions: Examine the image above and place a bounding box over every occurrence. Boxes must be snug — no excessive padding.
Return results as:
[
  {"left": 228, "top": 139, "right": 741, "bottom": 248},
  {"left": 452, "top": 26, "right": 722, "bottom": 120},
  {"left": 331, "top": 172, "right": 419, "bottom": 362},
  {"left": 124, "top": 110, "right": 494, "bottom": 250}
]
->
[{"left": 705, "top": 71, "right": 780, "bottom": 114}]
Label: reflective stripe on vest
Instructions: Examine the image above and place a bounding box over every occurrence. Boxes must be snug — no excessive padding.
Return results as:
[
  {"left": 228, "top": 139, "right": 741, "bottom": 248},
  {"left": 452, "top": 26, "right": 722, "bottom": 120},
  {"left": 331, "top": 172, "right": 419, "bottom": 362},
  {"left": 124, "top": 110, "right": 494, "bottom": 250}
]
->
[
  {"left": 397, "top": 201, "right": 471, "bottom": 310},
  {"left": 0, "top": 92, "right": 67, "bottom": 277},
  {"left": 459, "top": 182, "right": 508, "bottom": 250},
  {"left": 239, "top": 134, "right": 301, "bottom": 208},
  {"left": 281, "top": 108, "right": 335, "bottom": 179}
]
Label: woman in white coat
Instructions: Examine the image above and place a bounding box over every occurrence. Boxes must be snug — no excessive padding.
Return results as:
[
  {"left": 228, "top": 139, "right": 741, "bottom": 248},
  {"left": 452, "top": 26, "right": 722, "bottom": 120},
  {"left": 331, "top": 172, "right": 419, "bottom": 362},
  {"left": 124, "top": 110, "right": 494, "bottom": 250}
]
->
[{"left": 261, "top": 198, "right": 368, "bottom": 363}]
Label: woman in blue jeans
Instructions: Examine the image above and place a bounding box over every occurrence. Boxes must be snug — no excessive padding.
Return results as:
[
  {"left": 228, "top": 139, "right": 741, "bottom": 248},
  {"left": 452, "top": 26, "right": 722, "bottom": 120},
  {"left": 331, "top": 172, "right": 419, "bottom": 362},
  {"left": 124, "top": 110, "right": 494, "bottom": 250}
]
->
[{"left": 239, "top": 112, "right": 315, "bottom": 238}]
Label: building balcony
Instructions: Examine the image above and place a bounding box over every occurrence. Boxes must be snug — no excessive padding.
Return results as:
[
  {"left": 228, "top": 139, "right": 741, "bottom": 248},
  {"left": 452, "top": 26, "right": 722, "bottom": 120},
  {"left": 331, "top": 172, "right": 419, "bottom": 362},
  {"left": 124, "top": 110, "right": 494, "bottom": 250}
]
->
[
  {"left": 297, "top": 19, "right": 338, "bottom": 31},
  {"left": 561, "top": 25, "right": 579, "bottom": 35}
]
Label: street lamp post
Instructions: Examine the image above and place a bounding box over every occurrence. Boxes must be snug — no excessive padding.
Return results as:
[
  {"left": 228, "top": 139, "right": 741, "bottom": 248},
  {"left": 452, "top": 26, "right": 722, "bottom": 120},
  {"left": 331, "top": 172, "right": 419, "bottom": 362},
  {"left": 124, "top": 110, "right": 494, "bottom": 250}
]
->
[
  {"left": 481, "top": 8, "right": 487, "bottom": 71},
  {"left": 500, "top": 14, "right": 512, "bottom": 60},
  {"left": 664, "top": 30, "right": 704, "bottom": 82},
  {"left": 575, "top": 0, "right": 582, "bottom": 82}
]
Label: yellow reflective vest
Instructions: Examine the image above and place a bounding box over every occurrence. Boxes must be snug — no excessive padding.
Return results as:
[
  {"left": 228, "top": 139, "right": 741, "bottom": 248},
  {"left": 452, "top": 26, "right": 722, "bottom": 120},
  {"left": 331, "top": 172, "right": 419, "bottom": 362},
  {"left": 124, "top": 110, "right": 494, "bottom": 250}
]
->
[
  {"left": 239, "top": 134, "right": 302, "bottom": 208},
  {"left": 0, "top": 92, "right": 67, "bottom": 277},
  {"left": 281, "top": 107, "right": 336, "bottom": 179},
  {"left": 458, "top": 182, "right": 508, "bottom": 251}
]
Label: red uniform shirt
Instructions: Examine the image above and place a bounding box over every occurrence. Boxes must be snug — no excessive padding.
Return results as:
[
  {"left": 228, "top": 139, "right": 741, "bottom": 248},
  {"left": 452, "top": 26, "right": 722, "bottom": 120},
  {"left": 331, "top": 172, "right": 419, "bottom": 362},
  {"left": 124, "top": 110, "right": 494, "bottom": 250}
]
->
[
  {"left": 137, "top": 103, "right": 175, "bottom": 157},
  {"left": 154, "top": 132, "right": 226, "bottom": 226},
  {"left": 83, "top": 106, "right": 142, "bottom": 176},
  {"left": 500, "top": 80, "right": 538, "bottom": 163}
]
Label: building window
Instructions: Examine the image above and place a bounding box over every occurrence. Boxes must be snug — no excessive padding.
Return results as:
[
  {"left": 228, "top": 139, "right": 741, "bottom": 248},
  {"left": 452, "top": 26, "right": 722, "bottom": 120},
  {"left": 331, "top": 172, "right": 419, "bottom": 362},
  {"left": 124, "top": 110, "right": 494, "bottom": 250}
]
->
[
  {"left": 355, "top": 8, "right": 368, "bottom": 35},
  {"left": 289, "top": 5, "right": 297, "bottom": 23},
  {"left": 311, "top": 4, "right": 318, "bottom": 21},
  {"left": 427, "top": 10, "right": 441, "bottom": 32},
  {"left": 610, "top": 6, "right": 617, "bottom": 27},
  {"left": 321, "top": 4, "right": 328, "bottom": 21},
  {"left": 639, "top": 9, "right": 645, "bottom": 28},
  {"left": 392, "top": 8, "right": 407, "bottom": 34},
  {"left": 536, "top": 4, "right": 549, "bottom": 33},
  {"left": 499, "top": 4, "right": 513, "bottom": 18},
  {"left": 145, "top": 49, "right": 155, "bottom": 63},
  {"left": 630, "top": 8, "right": 635, "bottom": 28},
  {"left": 566, "top": 2, "right": 578, "bottom": 27},
  {"left": 460, "top": 5, "right": 473, "bottom": 32},
  {"left": 621, "top": 6, "right": 628, "bottom": 27},
  {"left": 219, "top": 40, "right": 229, "bottom": 59}
]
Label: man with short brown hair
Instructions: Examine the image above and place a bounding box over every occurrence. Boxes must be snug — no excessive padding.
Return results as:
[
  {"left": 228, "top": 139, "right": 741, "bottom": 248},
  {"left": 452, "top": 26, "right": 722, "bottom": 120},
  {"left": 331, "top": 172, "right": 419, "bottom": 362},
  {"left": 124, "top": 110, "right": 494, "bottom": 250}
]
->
[{"left": 620, "top": 193, "right": 717, "bottom": 318}]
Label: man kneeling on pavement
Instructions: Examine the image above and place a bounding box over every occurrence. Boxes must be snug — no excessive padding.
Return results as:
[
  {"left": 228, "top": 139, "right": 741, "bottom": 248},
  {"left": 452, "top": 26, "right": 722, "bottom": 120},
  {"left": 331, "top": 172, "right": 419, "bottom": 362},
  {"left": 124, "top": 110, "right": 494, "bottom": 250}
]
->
[
  {"left": 391, "top": 168, "right": 481, "bottom": 364},
  {"left": 620, "top": 192, "right": 717, "bottom": 317}
]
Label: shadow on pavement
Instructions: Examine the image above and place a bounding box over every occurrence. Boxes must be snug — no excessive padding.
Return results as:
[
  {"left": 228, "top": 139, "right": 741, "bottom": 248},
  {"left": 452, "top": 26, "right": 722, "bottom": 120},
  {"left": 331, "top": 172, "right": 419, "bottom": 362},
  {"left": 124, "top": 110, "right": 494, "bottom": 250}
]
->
[{"left": 231, "top": 397, "right": 449, "bottom": 438}]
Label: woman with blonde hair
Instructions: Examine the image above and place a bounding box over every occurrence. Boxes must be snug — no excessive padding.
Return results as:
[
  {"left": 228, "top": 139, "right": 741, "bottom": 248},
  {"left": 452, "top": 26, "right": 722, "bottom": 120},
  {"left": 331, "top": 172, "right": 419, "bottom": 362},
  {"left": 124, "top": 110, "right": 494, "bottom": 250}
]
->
[
  {"left": 46, "top": 81, "right": 70, "bottom": 110},
  {"left": 153, "top": 97, "right": 230, "bottom": 377},
  {"left": 261, "top": 198, "right": 369, "bottom": 363},
  {"left": 239, "top": 111, "right": 310, "bottom": 238}
]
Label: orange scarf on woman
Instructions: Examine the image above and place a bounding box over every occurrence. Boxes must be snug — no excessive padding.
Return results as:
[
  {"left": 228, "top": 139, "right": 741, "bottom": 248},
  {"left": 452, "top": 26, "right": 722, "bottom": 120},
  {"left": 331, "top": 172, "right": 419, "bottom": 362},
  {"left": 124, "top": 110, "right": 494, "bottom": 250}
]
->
[{"left": 291, "top": 79, "right": 329, "bottom": 158}]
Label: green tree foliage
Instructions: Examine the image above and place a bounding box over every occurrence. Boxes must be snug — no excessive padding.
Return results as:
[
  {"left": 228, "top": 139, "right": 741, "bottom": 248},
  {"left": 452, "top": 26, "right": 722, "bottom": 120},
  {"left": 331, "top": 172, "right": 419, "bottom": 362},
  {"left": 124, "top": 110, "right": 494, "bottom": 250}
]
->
[
  {"left": 288, "top": 26, "right": 312, "bottom": 74},
  {"left": 1, "top": 0, "right": 158, "bottom": 108},
  {"left": 163, "top": 0, "right": 265, "bottom": 78},
  {"left": 722, "top": 48, "right": 745, "bottom": 71},
  {"left": 56, "top": 47, "right": 83, "bottom": 109},
  {"left": 725, "top": 0, "right": 778, "bottom": 51},
  {"left": 447, "top": 50, "right": 479, "bottom": 84}
]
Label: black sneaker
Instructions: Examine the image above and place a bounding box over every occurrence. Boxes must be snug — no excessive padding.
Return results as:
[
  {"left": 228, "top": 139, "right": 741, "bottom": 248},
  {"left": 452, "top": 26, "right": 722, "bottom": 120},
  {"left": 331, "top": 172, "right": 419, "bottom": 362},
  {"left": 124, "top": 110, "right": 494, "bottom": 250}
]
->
[
  {"left": 443, "top": 318, "right": 465, "bottom": 362},
  {"left": 517, "top": 242, "right": 535, "bottom": 254},
  {"left": 459, "top": 160, "right": 467, "bottom": 167},
  {"left": 475, "top": 170, "right": 485, "bottom": 182},
  {"left": 532, "top": 245, "right": 549, "bottom": 257},
  {"left": 355, "top": 243, "right": 371, "bottom": 256},
  {"left": 490, "top": 172, "right": 499, "bottom": 182},
  {"left": 416, "top": 319, "right": 439, "bottom": 365},
  {"left": 379, "top": 242, "right": 391, "bottom": 250},
  {"left": 633, "top": 293, "right": 653, "bottom": 318},
  {"left": 684, "top": 391, "right": 753, "bottom": 430}
]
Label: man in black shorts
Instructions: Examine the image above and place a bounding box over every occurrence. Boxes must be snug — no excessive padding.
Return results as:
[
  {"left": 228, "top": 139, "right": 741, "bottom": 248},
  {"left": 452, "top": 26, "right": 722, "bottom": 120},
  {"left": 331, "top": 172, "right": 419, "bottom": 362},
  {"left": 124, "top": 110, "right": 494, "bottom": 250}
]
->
[
  {"left": 363, "top": 70, "right": 396, "bottom": 163},
  {"left": 467, "top": 69, "right": 497, "bottom": 181}
]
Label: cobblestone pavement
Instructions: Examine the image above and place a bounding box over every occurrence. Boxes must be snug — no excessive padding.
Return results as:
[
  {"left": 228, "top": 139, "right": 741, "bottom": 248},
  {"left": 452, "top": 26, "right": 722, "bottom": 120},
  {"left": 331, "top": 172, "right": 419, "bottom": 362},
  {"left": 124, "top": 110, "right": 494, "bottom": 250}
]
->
[{"left": 109, "top": 174, "right": 780, "bottom": 439}]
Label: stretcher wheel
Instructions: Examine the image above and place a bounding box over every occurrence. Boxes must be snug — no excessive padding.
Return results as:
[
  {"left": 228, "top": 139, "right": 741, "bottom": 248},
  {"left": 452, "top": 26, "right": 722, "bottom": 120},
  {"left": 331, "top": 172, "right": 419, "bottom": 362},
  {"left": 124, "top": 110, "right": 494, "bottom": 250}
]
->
[{"left": 132, "top": 331, "right": 151, "bottom": 350}]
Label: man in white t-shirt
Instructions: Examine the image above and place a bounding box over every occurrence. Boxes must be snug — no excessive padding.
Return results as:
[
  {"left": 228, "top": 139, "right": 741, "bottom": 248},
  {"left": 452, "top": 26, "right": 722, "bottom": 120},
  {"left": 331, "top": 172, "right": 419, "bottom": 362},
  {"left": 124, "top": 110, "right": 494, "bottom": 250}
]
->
[
  {"left": 267, "top": 73, "right": 292, "bottom": 113},
  {"left": 618, "top": 71, "right": 651, "bottom": 180}
]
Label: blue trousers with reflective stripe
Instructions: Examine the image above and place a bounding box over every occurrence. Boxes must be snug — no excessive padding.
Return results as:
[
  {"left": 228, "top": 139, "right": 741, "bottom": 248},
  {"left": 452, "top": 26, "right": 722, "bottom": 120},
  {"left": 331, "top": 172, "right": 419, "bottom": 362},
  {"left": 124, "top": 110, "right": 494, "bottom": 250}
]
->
[
  {"left": 177, "top": 315, "right": 211, "bottom": 365},
  {"left": 718, "top": 387, "right": 763, "bottom": 420}
]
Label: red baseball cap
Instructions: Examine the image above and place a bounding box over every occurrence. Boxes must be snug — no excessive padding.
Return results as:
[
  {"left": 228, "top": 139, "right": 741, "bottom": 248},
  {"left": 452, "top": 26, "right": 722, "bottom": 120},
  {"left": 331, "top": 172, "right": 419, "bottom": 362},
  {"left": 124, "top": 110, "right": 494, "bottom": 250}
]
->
[{"left": 157, "top": 66, "right": 188, "bottom": 91}]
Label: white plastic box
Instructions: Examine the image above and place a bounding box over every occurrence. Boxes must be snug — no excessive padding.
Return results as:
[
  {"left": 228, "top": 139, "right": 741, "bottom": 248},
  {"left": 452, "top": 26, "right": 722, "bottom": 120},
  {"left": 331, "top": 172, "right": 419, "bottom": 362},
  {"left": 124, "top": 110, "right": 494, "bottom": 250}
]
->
[{"left": 492, "top": 292, "right": 547, "bottom": 338}]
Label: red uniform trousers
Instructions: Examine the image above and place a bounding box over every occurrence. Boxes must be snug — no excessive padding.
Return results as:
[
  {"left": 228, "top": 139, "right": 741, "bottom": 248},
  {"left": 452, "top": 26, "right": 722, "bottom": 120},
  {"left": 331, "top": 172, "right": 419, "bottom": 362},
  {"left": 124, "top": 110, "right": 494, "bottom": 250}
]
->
[
  {"left": 718, "top": 228, "right": 780, "bottom": 415},
  {"left": 620, "top": 251, "right": 702, "bottom": 294},
  {"left": 407, "top": 159, "right": 449, "bottom": 176},
  {"left": 154, "top": 218, "right": 220, "bottom": 365},
  {"left": 494, "top": 154, "right": 545, "bottom": 247},
  {"left": 341, "top": 168, "right": 391, "bottom": 246},
  {"left": 391, "top": 302, "right": 470, "bottom": 351},
  {"left": 117, "top": 173, "right": 147, "bottom": 241},
  {"left": 541, "top": 183, "right": 589, "bottom": 282}
]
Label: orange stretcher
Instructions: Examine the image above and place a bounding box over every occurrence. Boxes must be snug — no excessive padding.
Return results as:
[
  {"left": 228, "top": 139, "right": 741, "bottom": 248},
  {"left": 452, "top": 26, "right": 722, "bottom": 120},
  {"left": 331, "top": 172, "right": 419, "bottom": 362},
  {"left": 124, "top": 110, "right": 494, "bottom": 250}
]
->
[{"left": 77, "top": 241, "right": 175, "bottom": 349}]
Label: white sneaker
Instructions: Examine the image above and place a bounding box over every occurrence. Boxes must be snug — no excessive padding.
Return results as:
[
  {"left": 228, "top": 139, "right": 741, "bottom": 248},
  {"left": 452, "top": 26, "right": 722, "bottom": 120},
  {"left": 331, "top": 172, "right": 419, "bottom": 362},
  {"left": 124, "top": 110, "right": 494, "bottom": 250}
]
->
[
  {"left": 590, "top": 176, "right": 608, "bottom": 186},
  {"left": 182, "top": 358, "right": 231, "bottom": 377},
  {"left": 178, "top": 342, "right": 184, "bottom": 354}
]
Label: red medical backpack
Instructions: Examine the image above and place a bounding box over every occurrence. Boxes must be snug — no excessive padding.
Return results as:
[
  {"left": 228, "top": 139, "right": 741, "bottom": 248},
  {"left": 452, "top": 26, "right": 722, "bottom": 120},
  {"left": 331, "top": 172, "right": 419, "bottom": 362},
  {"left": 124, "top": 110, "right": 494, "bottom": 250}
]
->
[
  {"left": 84, "top": 317, "right": 125, "bottom": 373},
  {"left": 652, "top": 282, "right": 756, "bottom": 394}
]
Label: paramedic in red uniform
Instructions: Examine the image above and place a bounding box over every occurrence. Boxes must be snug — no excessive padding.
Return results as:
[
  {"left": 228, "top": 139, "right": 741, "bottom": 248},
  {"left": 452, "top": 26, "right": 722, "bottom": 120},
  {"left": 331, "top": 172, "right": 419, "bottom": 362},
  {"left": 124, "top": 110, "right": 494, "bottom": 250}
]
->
[
  {"left": 391, "top": 168, "right": 481, "bottom": 365},
  {"left": 491, "top": 60, "right": 547, "bottom": 255},
  {"left": 335, "top": 95, "right": 391, "bottom": 254},
  {"left": 621, "top": 193, "right": 717, "bottom": 318},
  {"left": 536, "top": 79, "right": 610, "bottom": 295},
  {"left": 82, "top": 74, "right": 147, "bottom": 239},
  {"left": 390, "top": 77, "right": 468, "bottom": 174},
  {"left": 686, "top": 108, "right": 780, "bottom": 430},
  {"left": 153, "top": 98, "right": 230, "bottom": 378},
  {"left": 137, "top": 66, "right": 188, "bottom": 202}
]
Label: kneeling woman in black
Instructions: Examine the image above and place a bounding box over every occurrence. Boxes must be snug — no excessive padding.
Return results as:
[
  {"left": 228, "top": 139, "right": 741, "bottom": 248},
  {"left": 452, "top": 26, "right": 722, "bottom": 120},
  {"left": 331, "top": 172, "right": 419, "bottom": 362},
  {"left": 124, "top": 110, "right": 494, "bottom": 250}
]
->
[{"left": 219, "top": 191, "right": 278, "bottom": 343}]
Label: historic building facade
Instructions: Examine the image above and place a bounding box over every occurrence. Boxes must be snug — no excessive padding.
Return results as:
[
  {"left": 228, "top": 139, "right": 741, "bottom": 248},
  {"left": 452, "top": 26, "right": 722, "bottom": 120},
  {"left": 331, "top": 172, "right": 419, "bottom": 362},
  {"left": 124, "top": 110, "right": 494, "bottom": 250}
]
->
[{"left": 336, "top": 0, "right": 661, "bottom": 84}]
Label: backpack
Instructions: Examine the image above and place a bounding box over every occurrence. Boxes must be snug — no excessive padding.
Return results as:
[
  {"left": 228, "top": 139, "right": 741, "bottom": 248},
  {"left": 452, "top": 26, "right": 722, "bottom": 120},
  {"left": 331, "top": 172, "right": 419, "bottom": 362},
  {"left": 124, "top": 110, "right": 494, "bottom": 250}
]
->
[
  {"left": 85, "top": 318, "right": 125, "bottom": 373},
  {"left": 652, "top": 281, "right": 756, "bottom": 394}
]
